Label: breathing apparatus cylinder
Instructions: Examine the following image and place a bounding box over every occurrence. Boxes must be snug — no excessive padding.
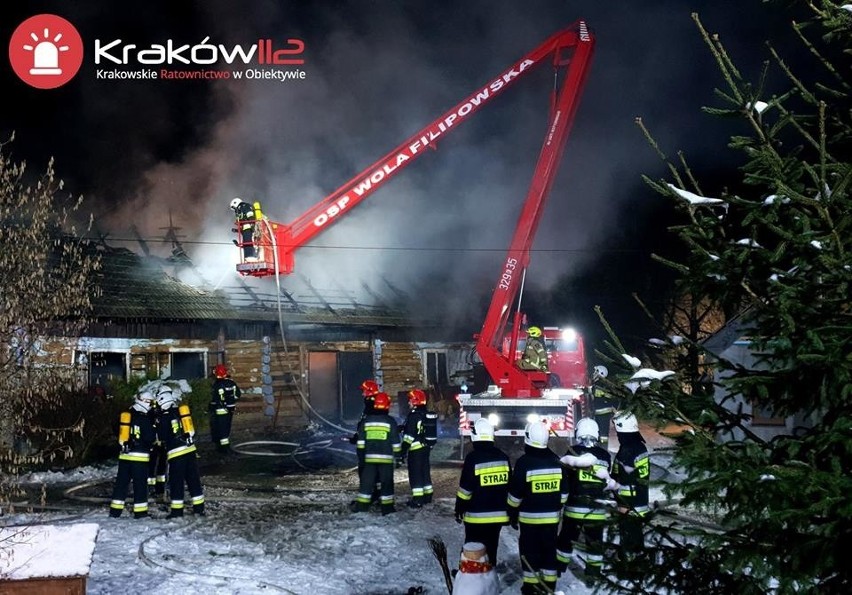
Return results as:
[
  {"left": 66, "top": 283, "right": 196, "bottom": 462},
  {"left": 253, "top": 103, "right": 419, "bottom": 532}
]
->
[
  {"left": 118, "top": 411, "right": 131, "bottom": 444},
  {"left": 179, "top": 404, "right": 195, "bottom": 435}
]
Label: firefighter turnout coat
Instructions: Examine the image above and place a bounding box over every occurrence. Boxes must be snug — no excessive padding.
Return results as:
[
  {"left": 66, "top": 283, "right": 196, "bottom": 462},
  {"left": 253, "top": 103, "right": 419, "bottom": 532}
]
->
[
  {"left": 158, "top": 405, "right": 205, "bottom": 516},
  {"left": 556, "top": 442, "right": 612, "bottom": 574},
  {"left": 209, "top": 376, "right": 240, "bottom": 452},
  {"left": 507, "top": 445, "right": 567, "bottom": 592},
  {"left": 611, "top": 431, "right": 650, "bottom": 553},
  {"left": 401, "top": 404, "right": 433, "bottom": 505},
  {"left": 110, "top": 406, "right": 157, "bottom": 518},
  {"left": 455, "top": 440, "right": 512, "bottom": 566},
  {"left": 355, "top": 410, "right": 402, "bottom": 514}
]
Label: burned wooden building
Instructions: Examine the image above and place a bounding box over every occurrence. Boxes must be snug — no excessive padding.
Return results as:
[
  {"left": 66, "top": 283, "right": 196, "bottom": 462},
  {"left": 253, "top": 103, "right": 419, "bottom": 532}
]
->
[{"left": 60, "top": 238, "right": 472, "bottom": 433}]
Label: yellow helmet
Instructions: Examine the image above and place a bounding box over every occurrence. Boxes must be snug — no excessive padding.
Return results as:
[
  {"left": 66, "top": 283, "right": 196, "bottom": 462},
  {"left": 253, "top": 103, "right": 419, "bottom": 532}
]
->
[{"left": 527, "top": 326, "right": 542, "bottom": 338}]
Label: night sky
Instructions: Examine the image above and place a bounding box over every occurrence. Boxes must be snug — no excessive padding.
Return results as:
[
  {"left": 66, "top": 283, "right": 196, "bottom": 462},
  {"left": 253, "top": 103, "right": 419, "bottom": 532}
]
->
[{"left": 1, "top": 1, "right": 798, "bottom": 349}]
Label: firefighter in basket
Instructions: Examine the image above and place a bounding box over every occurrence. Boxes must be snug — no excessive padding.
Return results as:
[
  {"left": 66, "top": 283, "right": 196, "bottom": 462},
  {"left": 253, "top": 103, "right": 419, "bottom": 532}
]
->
[{"left": 230, "top": 197, "right": 258, "bottom": 261}]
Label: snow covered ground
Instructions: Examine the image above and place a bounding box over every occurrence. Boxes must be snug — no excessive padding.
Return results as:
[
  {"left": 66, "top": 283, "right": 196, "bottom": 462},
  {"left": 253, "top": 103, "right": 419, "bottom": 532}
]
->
[{"left": 1, "top": 430, "right": 675, "bottom": 594}]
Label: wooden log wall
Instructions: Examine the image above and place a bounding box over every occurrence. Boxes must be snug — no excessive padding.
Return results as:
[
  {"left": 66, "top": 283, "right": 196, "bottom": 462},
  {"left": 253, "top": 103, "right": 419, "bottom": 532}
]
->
[
  {"left": 376, "top": 340, "right": 424, "bottom": 398},
  {"left": 222, "top": 338, "right": 305, "bottom": 432},
  {"left": 38, "top": 335, "right": 430, "bottom": 434}
]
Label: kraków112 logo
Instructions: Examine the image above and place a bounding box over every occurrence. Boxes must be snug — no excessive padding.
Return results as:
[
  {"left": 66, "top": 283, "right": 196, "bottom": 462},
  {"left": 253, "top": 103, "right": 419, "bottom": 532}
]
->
[{"left": 9, "top": 14, "right": 84, "bottom": 89}]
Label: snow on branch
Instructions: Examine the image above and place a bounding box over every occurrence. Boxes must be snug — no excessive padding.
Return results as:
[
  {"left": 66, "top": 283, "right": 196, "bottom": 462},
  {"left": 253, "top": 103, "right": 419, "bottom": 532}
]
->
[
  {"left": 747, "top": 100, "right": 769, "bottom": 114},
  {"left": 623, "top": 367, "right": 676, "bottom": 394},
  {"left": 622, "top": 353, "right": 642, "bottom": 368},
  {"left": 666, "top": 183, "right": 726, "bottom": 206}
]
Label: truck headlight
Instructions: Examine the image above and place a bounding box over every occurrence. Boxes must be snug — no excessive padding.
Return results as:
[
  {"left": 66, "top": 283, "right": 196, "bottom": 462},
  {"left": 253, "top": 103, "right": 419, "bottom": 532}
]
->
[
  {"left": 488, "top": 413, "right": 500, "bottom": 427},
  {"left": 561, "top": 327, "right": 577, "bottom": 342}
]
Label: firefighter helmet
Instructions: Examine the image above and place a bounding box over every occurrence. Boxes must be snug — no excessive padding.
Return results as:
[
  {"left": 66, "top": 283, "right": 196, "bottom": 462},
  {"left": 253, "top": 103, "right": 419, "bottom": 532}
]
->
[
  {"left": 214, "top": 364, "right": 229, "bottom": 379},
  {"left": 575, "top": 417, "right": 600, "bottom": 441},
  {"left": 230, "top": 197, "right": 243, "bottom": 210},
  {"left": 613, "top": 411, "right": 639, "bottom": 433},
  {"left": 133, "top": 390, "right": 154, "bottom": 413},
  {"left": 524, "top": 421, "right": 549, "bottom": 448},
  {"left": 471, "top": 418, "right": 494, "bottom": 442},
  {"left": 408, "top": 389, "right": 427, "bottom": 407},
  {"left": 593, "top": 365, "right": 609, "bottom": 380},
  {"left": 156, "top": 385, "right": 177, "bottom": 410},
  {"left": 372, "top": 392, "right": 391, "bottom": 411},
  {"left": 360, "top": 379, "right": 380, "bottom": 396},
  {"left": 527, "top": 326, "right": 542, "bottom": 338}
]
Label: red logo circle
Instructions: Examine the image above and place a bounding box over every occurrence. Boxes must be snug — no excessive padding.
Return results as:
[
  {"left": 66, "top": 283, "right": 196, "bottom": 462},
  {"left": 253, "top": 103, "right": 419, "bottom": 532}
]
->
[{"left": 9, "top": 14, "right": 84, "bottom": 89}]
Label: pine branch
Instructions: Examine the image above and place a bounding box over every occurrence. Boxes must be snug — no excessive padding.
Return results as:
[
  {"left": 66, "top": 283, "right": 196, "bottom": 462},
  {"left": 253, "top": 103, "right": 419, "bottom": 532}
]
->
[
  {"left": 692, "top": 13, "right": 745, "bottom": 104},
  {"left": 791, "top": 19, "right": 849, "bottom": 90},
  {"left": 632, "top": 292, "right": 657, "bottom": 322},
  {"left": 767, "top": 42, "right": 817, "bottom": 104},
  {"left": 650, "top": 253, "right": 691, "bottom": 275},
  {"left": 678, "top": 150, "right": 704, "bottom": 197},
  {"left": 594, "top": 306, "right": 627, "bottom": 355},
  {"left": 635, "top": 118, "right": 688, "bottom": 189}
]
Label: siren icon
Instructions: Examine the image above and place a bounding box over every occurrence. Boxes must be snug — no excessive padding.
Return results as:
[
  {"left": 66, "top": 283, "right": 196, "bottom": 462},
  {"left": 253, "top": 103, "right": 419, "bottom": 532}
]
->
[
  {"left": 26, "top": 29, "right": 68, "bottom": 75},
  {"left": 9, "top": 14, "right": 83, "bottom": 89}
]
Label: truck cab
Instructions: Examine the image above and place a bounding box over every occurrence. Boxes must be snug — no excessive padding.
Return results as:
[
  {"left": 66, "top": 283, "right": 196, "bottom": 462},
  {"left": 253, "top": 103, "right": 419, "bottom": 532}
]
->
[
  {"left": 458, "top": 326, "right": 589, "bottom": 440},
  {"left": 509, "top": 326, "right": 589, "bottom": 390}
]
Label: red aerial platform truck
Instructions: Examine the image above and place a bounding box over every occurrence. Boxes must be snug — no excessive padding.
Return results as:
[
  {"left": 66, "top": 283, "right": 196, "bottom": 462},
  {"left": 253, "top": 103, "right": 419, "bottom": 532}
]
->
[{"left": 232, "top": 21, "right": 595, "bottom": 439}]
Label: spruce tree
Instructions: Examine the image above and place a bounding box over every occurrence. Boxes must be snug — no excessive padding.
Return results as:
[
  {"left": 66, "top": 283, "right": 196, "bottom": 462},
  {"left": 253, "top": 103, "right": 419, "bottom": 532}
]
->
[{"left": 597, "top": 3, "right": 850, "bottom": 593}]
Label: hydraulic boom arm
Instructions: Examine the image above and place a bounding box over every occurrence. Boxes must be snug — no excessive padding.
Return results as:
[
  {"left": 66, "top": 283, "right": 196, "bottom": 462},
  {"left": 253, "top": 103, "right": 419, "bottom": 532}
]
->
[
  {"left": 474, "top": 22, "right": 594, "bottom": 398},
  {"left": 233, "top": 21, "right": 594, "bottom": 280}
]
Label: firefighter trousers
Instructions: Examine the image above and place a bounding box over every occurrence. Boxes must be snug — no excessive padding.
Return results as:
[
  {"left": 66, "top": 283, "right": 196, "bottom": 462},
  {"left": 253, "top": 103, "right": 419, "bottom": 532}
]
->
[
  {"left": 356, "top": 454, "right": 380, "bottom": 503},
  {"left": 518, "top": 523, "right": 559, "bottom": 594},
  {"left": 240, "top": 224, "right": 256, "bottom": 258},
  {"left": 618, "top": 512, "right": 645, "bottom": 554},
  {"left": 423, "top": 446, "right": 433, "bottom": 503},
  {"left": 110, "top": 458, "right": 149, "bottom": 518},
  {"left": 357, "top": 463, "right": 394, "bottom": 514},
  {"left": 148, "top": 443, "right": 167, "bottom": 499},
  {"left": 556, "top": 517, "right": 605, "bottom": 574},
  {"left": 406, "top": 447, "right": 430, "bottom": 505},
  {"left": 210, "top": 408, "right": 234, "bottom": 452},
  {"left": 168, "top": 452, "right": 205, "bottom": 516}
]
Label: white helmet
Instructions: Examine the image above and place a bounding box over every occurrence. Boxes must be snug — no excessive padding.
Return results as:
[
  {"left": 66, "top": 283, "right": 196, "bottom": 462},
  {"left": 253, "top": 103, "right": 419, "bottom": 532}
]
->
[
  {"left": 575, "top": 418, "right": 600, "bottom": 441},
  {"left": 230, "top": 197, "right": 243, "bottom": 209},
  {"left": 613, "top": 411, "right": 639, "bottom": 433},
  {"left": 133, "top": 390, "right": 154, "bottom": 413},
  {"left": 471, "top": 418, "right": 494, "bottom": 442},
  {"left": 524, "top": 421, "right": 549, "bottom": 448},
  {"left": 593, "top": 365, "right": 608, "bottom": 380},
  {"left": 156, "top": 385, "right": 177, "bottom": 410}
]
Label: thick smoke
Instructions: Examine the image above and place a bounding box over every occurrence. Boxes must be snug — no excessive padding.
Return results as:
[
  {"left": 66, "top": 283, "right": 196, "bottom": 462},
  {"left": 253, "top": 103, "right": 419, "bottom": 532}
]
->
[{"left": 1, "top": 0, "right": 787, "bottom": 335}]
